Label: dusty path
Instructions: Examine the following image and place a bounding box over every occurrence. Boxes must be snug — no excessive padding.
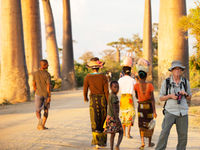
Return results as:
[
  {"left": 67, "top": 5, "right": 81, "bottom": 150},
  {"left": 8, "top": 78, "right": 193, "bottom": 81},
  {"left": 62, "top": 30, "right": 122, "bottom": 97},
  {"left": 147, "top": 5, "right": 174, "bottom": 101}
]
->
[{"left": 0, "top": 90, "right": 200, "bottom": 150}]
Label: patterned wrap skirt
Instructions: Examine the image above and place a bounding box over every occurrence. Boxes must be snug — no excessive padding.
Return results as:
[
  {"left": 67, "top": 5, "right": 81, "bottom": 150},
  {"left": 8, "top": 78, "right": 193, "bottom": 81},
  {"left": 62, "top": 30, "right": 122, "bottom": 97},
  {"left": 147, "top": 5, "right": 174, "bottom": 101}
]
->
[
  {"left": 138, "top": 100, "right": 154, "bottom": 137},
  {"left": 89, "top": 94, "right": 107, "bottom": 146},
  {"left": 104, "top": 115, "right": 122, "bottom": 133},
  {"left": 120, "top": 94, "right": 136, "bottom": 126}
]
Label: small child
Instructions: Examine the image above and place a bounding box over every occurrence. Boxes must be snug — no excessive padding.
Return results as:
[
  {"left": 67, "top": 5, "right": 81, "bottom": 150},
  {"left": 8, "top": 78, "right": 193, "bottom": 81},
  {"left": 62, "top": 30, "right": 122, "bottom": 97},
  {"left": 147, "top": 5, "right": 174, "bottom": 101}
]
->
[{"left": 104, "top": 81, "right": 123, "bottom": 150}]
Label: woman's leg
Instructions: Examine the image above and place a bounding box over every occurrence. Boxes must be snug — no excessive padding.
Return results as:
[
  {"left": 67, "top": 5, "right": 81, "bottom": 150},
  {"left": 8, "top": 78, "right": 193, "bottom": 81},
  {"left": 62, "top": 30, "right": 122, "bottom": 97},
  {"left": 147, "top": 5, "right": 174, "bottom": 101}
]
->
[
  {"left": 110, "top": 133, "right": 115, "bottom": 150},
  {"left": 128, "top": 125, "right": 132, "bottom": 138},
  {"left": 116, "top": 130, "right": 123, "bottom": 149},
  {"left": 122, "top": 125, "right": 126, "bottom": 136},
  {"left": 140, "top": 131, "right": 145, "bottom": 147},
  {"left": 148, "top": 136, "right": 155, "bottom": 147}
]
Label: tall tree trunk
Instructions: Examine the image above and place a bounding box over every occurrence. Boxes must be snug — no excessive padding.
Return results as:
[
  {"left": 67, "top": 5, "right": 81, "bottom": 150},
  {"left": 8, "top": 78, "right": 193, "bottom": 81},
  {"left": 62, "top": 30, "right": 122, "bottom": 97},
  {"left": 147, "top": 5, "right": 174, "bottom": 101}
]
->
[
  {"left": 0, "top": 0, "right": 30, "bottom": 104},
  {"left": 158, "top": 0, "right": 189, "bottom": 87},
  {"left": 143, "top": 0, "right": 153, "bottom": 82},
  {"left": 62, "top": 0, "right": 76, "bottom": 90},
  {"left": 21, "top": 0, "right": 42, "bottom": 93},
  {"left": 116, "top": 48, "right": 120, "bottom": 63},
  {"left": 42, "top": 0, "right": 61, "bottom": 80}
]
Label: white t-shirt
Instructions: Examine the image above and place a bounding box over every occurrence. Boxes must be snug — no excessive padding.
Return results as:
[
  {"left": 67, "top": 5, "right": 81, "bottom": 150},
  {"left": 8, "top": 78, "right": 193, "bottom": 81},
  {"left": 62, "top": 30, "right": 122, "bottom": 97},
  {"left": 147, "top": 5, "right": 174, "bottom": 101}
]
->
[{"left": 118, "top": 75, "right": 136, "bottom": 94}]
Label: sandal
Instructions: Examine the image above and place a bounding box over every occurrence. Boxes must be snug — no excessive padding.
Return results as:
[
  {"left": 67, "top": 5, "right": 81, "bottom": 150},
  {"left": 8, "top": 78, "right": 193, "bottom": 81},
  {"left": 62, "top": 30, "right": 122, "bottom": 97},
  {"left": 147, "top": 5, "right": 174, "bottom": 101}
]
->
[
  {"left": 127, "top": 135, "right": 133, "bottom": 139},
  {"left": 139, "top": 145, "right": 145, "bottom": 150}
]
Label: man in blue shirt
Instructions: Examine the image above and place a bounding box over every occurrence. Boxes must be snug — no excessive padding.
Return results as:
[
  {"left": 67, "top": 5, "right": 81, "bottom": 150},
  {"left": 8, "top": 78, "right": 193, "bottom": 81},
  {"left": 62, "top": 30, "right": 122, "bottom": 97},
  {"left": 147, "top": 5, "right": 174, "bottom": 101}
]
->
[{"left": 155, "top": 60, "right": 192, "bottom": 150}]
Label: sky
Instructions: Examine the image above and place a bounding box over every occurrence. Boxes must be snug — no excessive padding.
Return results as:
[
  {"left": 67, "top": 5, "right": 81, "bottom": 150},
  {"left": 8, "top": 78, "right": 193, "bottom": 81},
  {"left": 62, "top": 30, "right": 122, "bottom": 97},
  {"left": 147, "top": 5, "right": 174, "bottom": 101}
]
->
[{"left": 39, "top": 0, "right": 197, "bottom": 62}]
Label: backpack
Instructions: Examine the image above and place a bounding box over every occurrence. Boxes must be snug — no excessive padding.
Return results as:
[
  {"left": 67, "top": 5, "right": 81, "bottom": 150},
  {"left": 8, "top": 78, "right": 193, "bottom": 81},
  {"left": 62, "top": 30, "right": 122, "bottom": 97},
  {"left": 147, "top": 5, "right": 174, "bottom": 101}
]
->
[{"left": 162, "top": 77, "right": 187, "bottom": 115}]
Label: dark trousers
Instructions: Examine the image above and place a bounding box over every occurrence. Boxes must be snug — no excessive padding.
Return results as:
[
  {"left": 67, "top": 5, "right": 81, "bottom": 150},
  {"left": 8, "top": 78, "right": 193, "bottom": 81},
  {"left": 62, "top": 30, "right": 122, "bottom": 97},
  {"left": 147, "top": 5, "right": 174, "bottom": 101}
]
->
[{"left": 155, "top": 111, "right": 188, "bottom": 150}]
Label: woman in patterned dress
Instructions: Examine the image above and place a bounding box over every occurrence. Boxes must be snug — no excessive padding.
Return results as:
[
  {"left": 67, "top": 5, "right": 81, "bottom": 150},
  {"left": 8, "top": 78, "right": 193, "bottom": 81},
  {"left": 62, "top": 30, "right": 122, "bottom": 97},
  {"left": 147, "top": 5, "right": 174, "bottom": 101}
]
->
[
  {"left": 83, "top": 57, "right": 109, "bottom": 149},
  {"left": 134, "top": 70, "right": 157, "bottom": 149},
  {"left": 118, "top": 66, "right": 136, "bottom": 138}
]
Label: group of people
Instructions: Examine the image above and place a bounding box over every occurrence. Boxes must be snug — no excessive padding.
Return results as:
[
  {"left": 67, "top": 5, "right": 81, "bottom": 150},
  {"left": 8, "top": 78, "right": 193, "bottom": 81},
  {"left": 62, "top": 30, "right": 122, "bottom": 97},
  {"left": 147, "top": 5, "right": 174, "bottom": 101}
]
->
[
  {"left": 32, "top": 57, "right": 192, "bottom": 150},
  {"left": 83, "top": 57, "right": 192, "bottom": 150}
]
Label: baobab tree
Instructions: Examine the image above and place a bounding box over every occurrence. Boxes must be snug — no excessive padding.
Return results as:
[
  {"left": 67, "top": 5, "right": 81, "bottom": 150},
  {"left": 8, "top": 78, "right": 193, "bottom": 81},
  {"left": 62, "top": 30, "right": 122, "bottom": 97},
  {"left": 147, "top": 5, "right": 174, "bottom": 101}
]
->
[
  {"left": 21, "top": 0, "right": 42, "bottom": 92},
  {"left": 107, "top": 38, "right": 126, "bottom": 63},
  {"left": 158, "top": 0, "right": 189, "bottom": 85},
  {"left": 42, "top": 0, "right": 61, "bottom": 80},
  {"left": 62, "top": 0, "right": 76, "bottom": 90},
  {"left": 143, "top": 0, "right": 153, "bottom": 82},
  {"left": 0, "top": 0, "right": 30, "bottom": 103}
]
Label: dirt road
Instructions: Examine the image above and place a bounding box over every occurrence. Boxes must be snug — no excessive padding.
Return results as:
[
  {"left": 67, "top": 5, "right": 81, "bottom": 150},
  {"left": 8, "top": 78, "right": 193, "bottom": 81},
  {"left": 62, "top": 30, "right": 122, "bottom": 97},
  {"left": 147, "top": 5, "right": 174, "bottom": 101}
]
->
[{"left": 0, "top": 90, "right": 200, "bottom": 150}]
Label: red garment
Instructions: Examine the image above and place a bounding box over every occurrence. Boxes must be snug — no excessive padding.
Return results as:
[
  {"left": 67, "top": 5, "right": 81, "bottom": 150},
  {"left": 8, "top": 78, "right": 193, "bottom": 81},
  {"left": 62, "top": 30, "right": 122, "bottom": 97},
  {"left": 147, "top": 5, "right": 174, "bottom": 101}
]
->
[{"left": 134, "top": 83, "right": 154, "bottom": 102}]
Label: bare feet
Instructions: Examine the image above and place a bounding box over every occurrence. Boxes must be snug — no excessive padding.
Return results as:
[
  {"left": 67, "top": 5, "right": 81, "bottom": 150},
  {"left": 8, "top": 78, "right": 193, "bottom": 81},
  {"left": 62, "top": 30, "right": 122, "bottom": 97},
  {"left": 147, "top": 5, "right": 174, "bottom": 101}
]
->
[{"left": 115, "top": 146, "right": 120, "bottom": 150}]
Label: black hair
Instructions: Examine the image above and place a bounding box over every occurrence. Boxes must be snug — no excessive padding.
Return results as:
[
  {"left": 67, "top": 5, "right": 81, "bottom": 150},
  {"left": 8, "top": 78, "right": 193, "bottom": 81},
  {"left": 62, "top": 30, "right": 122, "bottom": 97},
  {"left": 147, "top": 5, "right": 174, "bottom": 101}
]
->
[
  {"left": 110, "top": 80, "right": 119, "bottom": 88},
  {"left": 138, "top": 71, "right": 147, "bottom": 79},
  {"left": 40, "top": 59, "right": 48, "bottom": 63},
  {"left": 90, "top": 57, "right": 99, "bottom": 61},
  {"left": 123, "top": 66, "right": 131, "bottom": 75},
  {"left": 92, "top": 68, "right": 99, "bottom": 72}
]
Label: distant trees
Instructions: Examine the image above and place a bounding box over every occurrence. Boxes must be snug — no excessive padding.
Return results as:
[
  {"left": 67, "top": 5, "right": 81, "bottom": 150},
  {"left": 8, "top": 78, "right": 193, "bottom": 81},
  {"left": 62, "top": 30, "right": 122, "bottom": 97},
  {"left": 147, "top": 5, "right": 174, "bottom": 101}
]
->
[{"left": 79, "top": 51, "right": 94, "bottom": 64}]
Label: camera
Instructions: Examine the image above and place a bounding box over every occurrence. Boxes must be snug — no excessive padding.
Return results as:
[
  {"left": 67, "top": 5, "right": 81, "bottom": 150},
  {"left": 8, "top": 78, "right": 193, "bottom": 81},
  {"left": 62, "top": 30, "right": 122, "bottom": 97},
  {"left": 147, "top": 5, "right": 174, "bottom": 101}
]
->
[{"left": 176, "top": 92, "right": 182, "bottom": 104}]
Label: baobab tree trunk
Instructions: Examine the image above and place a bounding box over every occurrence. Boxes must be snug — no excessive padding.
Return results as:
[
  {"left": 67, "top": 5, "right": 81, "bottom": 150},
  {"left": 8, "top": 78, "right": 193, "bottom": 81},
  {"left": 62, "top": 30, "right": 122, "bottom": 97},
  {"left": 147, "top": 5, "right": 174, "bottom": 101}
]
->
[
  {"left": 21, "top": 0, "right": 42, "bottom": 93},
  {"left": 143, "top": 0, "right": 153, "bottom": 82},
  {"left": 158, "top": 0, "right": 189, "bottom": 86},
  {"left": 62, "top": 0, "right": 76, "bottom": 90},
  {"left": 0, "top": 0, "right": 30, "bottom": 104},
  {"left": 42, "top": 0, "right": 61, "bottom": 80},
  {"left": 116, "top": 48, "right": 120, "bottom": 63}
]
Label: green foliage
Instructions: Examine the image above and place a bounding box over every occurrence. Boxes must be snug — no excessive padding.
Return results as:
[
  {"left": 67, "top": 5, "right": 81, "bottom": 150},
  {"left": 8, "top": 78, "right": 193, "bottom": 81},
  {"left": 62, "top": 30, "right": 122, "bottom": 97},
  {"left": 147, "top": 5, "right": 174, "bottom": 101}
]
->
[
  {"left": 180, "top": 1, "right": 200, "bottom": 88},
  {"left": 190, "top": 55, "right": 200, "bottom": 88},
  {"left": 50, "top": 76, "right": 62, "bottom": 91},
  {"left": 180, "top": 1, "right": 200, "bottom": 51},
  {"left": 74, "top": 62, "right": 90, "bottom": 87}
]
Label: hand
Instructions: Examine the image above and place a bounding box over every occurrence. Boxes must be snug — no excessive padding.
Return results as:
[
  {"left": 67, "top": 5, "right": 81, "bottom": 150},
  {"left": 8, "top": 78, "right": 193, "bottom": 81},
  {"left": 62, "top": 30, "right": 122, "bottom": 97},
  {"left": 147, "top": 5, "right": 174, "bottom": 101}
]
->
[
  {"left": 169, "top": 94, "right": 178, "bottom": 100},
  {"left": 179, "top": 90, "right": 188, "bottom": 96},
  {"left": 84, "top": 98, "right": 89, "bottom": 103},
  {"left": 153, "top": 112, "right": 157, "bottom": 118}
]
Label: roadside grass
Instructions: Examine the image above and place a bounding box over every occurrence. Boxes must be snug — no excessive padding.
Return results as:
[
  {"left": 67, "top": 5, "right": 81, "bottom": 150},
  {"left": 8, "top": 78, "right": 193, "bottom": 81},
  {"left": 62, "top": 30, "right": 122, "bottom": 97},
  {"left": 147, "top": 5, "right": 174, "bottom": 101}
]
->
[{"left": 189, "top": 106, "right": 200, "bottom": 129}]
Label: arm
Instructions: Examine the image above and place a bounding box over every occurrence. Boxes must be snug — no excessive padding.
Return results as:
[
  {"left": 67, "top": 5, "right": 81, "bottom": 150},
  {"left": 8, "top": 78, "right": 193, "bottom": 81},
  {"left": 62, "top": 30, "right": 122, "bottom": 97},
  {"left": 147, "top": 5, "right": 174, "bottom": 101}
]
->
[
  {"left": 159, "top": 80, "right": 177, "bottom": 101},
  {"left": 151, "top": 92, "right": 157, "bottom": 118},
  {"left": 32, "top": 73, "right": 37, "bottom": 93},
  {"left": 46, "top": 74, "right": 51, "bottom": 103},
  {"left": 33, "top": 81, "right": 37, "bottom": 93},
  {"left": 83, "top": 76, "right": 89, "bottom": 102},
  {"left": 179, "top": 80, "right": 192, "bottom": 101},
  {"left": 103, "top": 76, "right": 109, "bottom": 102}
]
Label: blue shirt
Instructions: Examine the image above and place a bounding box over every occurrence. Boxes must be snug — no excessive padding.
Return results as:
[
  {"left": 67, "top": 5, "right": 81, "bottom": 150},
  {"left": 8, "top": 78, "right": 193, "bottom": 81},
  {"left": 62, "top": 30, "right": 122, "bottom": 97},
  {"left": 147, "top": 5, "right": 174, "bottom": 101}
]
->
[{"left": 159, "top": 76, "right": 192, "bottom": 116}]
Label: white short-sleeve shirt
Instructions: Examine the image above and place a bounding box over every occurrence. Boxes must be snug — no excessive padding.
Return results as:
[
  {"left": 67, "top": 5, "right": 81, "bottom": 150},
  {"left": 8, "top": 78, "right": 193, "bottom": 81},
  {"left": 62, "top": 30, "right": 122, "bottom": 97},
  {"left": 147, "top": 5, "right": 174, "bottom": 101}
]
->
[{"left": 118, "top": 75, "right": 136, "bottom": 94}]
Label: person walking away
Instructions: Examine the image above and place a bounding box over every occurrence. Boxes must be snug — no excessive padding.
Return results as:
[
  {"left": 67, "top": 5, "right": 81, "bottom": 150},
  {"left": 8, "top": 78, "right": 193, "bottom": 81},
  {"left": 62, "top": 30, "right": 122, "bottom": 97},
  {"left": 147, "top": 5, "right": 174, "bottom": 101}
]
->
[
  {"left": 155, "top": 60, "right": 192, "bottom": 150},
  {"left": 83, "top": 57, "right": 109, "bottom": 149},
  {"left": 134, "top": 69, "right": 157, "bottom": 149},
  {"left": 33, "top": 59, "right": 51, "bottom": 130},
  {"left": 118, "top": 66, "right": 136, "bottom": 138},
  {"left": 104, "top": 81, "right": 123, "bottom": 150}
]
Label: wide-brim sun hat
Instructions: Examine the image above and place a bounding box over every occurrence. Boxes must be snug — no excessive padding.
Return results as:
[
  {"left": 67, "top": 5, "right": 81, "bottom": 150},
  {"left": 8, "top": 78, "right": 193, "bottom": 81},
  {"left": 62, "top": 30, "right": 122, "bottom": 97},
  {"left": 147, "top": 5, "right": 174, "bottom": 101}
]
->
[
  {"left": 168, "top": 60, "right": 185, "bottom": 71},
  {"left": 86, "top": 60, "right": 105, "bottom": 69}
]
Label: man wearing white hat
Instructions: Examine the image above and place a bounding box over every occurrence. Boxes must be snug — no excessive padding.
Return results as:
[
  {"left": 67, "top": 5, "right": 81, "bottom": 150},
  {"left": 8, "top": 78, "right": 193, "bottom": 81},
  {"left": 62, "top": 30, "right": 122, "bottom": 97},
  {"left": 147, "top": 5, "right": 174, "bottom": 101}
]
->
[{"left": 156, "top": 60, "right": 192, "bottom": 150}]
